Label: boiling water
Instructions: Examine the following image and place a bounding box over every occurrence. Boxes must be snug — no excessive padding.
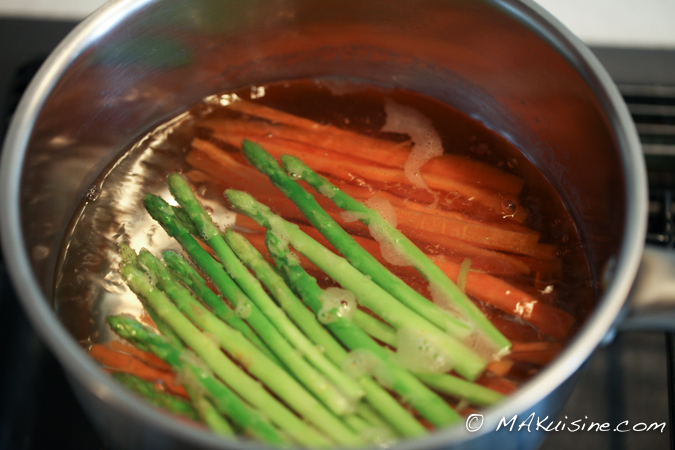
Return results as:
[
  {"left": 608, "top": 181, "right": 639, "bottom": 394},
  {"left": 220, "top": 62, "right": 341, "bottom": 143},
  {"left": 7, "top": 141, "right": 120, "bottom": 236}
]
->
[{"left": 54, "top": 78, "right": 594, "bottom": 383}]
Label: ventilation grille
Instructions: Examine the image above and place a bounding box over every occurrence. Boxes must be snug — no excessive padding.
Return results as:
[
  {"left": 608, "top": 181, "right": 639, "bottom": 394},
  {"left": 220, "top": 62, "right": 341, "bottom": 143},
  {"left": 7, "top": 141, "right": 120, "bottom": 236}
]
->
[
  {"left": 621, "top": 84, "right": 675, "bottom": 246},
  {"left": 620, "top": 84, "right": 675, "bottom": 156}
]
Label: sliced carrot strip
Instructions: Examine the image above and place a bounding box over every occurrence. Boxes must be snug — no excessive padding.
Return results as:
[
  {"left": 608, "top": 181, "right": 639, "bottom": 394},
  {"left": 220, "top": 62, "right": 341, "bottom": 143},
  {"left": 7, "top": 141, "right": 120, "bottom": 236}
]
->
[
  {"left": 476, "top": 375, "right": 517, "bottom": 395},
  {"left": 510, "top": 341, "right": 563, "bottom": 366},
  {"left": 108, "top": 340, "right": 172, "bottom": 372},
  {"left": 340, "top": 183, "right": 537, "bottom": 236},
  {"left": 294, "top": 223, "right": 571, "bottom": 338},
  {"left": 213, "top": 102, "right": 525, "bottom": 195},
  {"left": 486, "top": 314, "right": 543, "bottom": 343},
  {"left": 89, "top": 344, "right": 188, "bottom": 398},
  {"left": 210, "top": 128, "right": 523, "bottom": 220},
  {"left": 187, "top": 140, "right": 346, "bottom": 224},
  {"left": 187, "top": 140, "right": 534, "bottom": 274},
  {"left": 487, "top": 359, "right": 514, "bottom": 377},
  {"left": 444, "top": 270, "right": 575, "bottom": 340},
  {"left": 393, "top": 207, "right": 540, "bottom": 256}
]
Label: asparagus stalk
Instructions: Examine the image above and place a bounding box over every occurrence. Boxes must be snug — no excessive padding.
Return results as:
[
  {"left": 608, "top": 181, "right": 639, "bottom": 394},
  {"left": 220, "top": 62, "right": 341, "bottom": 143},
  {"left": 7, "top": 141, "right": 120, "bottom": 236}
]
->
[
  {"left": 335, "top": 298, "right": 505, "bottom": 407},
  {"left": 355, "top": 403, "right": 392, "bottom": 431},
  {"left": 166, "top": 174, "right": 357, "bottom": 420},
  {"left": 345, "top": 309, "right": 505, "bottom": 407},
  {"left": 119, "top": 264, "right": 331, "bottom": 447},
  {"left": 352, "top": 312, "right": 398, "bottom": 348},
  {"left": 240, "top": 140, "right": 472, "bottom": 339},
  {"left": 225, "top": 189, "right": 486, "bottom": 381},
  {"left": 118, "top": 253, "right": 237, "bottom": 437},
  {"left": 136, "top": 248, "right": 363, "bottom": 445},
  {"left": 186, "top": 387, "right": 236, "bottom": 438},
  {"left": 171, "top": 205, "right": 201, "bottom": 236},
  {"left": 280, "top": 152, "right": 511, "bottom": 353},
  {"left": 119, "top": 243, "right": 184, "bottom": 349},
  {"left": 414, "top": 374, "right": 504, "bottom": 407},
  {"left": 107, "top": 315, "right": 286, "bottom": 445},
  {"left": 221, "top": 229, "right": 419, "bottom": 437},
  {"left": 265, "top": 231, "right": 462, "bottom": 428},
  {"left": 224, "top": 228, "right": 364, "bottom": 402},
  {"left": 111, "top": 372, "right": 200, "bottom": 421},
  {"left": 161, "top": 250, "right": 277, "bottom": 364}
]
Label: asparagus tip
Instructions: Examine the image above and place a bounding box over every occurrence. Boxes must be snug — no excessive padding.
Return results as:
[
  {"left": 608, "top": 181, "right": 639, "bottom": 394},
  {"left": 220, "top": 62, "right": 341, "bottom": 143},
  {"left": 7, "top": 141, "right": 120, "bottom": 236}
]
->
[
  {"left": 119, "top": 242, "right": 138, "bottom": 269},
  {"left": 241, "top": 139, "right": 279, "bottom": 172},
  {"left": 278, "top": 154, "right": 307, "bottom": 177},
  {"left": 225, "top": 189, "right": 270, "bottom": 216},
  {"left": 143, "top": 193, "right": 174, "bottom": 220}
]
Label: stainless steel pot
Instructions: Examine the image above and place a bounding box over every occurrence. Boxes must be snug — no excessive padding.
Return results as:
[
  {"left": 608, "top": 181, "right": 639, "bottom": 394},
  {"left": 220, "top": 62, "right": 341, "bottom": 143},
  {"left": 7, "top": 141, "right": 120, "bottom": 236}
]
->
[{"left": 0, "top": 0, "right": 662, "bottom": 448}]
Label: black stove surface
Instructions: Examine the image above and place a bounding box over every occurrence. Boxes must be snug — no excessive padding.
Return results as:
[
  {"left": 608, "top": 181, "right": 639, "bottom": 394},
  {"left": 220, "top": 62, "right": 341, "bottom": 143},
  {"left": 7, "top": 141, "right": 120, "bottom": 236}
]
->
[
  {"left": 0, "top": 17, "right": 672, "bottom": 450},
  {"left": 0, "top": 18, "right": 105, "bottom": 450}
]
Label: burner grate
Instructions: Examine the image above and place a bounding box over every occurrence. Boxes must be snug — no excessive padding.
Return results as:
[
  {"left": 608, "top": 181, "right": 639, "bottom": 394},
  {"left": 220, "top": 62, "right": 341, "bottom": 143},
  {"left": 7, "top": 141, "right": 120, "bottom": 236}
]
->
[
  {"left": 619, "top": 83, "right": 675, "bottom": 157},
  {"left": 647, "top": 187, "right": 675, "bottom": 247},
  {"left": 620, "top": 84, "right": 675, "bottom": 247},
  {"left": 621, "top": 83, "right": 675, "bottom": 450}
]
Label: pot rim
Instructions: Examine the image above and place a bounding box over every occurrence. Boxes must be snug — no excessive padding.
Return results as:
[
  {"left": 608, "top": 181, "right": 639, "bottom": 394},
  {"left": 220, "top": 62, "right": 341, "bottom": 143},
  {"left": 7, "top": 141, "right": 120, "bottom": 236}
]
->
[{"left": 0, "top": 0, "right": 648, "bottom": 448}]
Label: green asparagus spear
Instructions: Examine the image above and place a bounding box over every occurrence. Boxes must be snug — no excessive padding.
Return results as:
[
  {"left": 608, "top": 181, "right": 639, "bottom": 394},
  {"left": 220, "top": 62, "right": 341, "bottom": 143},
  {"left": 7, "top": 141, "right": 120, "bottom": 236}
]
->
[
  {"left": 119, "top": 243, "right": 184, "bottom": 349},
  {"left": 119, "top": 264, "right": 331, "bottom": 447},
  {"left": 351, "top": 312, "right": 398, "bottom": 348},
  {"left": 111, "top": 372, "right": 200, "bottom": 421},
  {"left": 224, "top": 228, "right": 364, "bottom": 402},
  {"left": 225, "top": 189, "right": 486, "bottom": 381},
  {"left": 112, "top": 294, "right": 236, "bottom": 439},
  {"left": 171, "top": 205, "right": 201, "bottom": 236},
  {"left": 265, "top": 231, "right": 462, "bottom": 428},
  {"left": 339, "top": 313, "right": 505, "bottom": 407},
  {"left": 183, "top": 382, "right": 236, "bottom": 438},
  {"left": 119, "top": 242, "right": 139, "bottom": 268},
  {"left": 107, "top": 316, "right": 286, "bottom": 445},
  {"left": 414, "top": 373, "right": 504, "bottom": 407},
  {"left": 355, "top": 403, "right": 392, "bottom": 430},
  {"left": 166, "top": 174, "right": 358, "bottom": 421},
  {"left": 280, "top": 152, "right": 511, "bottom": 353},
  {"left": 136, "top": 248, "right": 364, "bottom": 446},
  {"left": 190, "top": 392, "right": 236, "bottom": 438},
  {"left": 221, "top": 229, "right": 420, "bottom": 438},
  {"left": 161, "top": 250, "right": 276, "bottom": 363},
  {"left": 240, "top": 140, "right": 472, "bottom": 339}
]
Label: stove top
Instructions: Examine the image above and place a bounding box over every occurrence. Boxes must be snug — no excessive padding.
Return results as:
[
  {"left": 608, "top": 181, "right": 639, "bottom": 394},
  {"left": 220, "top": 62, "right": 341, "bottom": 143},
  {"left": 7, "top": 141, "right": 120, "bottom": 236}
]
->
[{"left": 0, "top": 17, "right": 673, "bottom": 450}]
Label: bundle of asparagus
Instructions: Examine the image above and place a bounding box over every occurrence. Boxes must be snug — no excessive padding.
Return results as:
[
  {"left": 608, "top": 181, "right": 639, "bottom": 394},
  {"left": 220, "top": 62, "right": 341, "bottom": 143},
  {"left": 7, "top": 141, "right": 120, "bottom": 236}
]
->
[{"left": 96, "top": 135, "right": 569, "bottom": 445}]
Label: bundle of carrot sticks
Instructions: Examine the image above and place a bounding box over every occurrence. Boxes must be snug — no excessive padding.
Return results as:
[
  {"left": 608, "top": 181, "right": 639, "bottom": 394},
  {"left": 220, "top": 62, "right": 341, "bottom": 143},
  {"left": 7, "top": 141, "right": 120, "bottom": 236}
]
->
[{"left": 184, "top": 97, "right": 574, "bottom": 342}]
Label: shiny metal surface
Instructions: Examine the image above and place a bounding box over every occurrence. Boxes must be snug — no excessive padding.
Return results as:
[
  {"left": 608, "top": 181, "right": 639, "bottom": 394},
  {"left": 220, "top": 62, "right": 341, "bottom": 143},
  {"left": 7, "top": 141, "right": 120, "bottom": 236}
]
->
[
  {"left": 619, "top": 247, "right": 675, "bottom": 331},
  {"left": 0, "top": 0, "right": 648, "bottom": 449}
]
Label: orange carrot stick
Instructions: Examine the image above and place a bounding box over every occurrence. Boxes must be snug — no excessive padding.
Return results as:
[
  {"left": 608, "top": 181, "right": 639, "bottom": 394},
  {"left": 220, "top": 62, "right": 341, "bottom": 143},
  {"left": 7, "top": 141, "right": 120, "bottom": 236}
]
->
[
  {"left": 445, "top": 269, "right": 575, "bottom": 340},
  {"left": 291, "top": 222, "right": 571, "bottom": 338},
  {"left": 212, "top": 102, "right": 525, "bottom": 195},
  {"left": 486, "top": 359, "right": 514, "bottom": 377},
  {"left": 89, "top": 344, "right": 189, "bottom": 398},
  {"left": 187, "top": 140, "right": 347, "bottom": 224},
  {"left": 187, "top": 140, "right": 536, "bottom": 273},
  {"left": 339, "top": 183, "right": 537, "bottom": 236},
  {"left": 510, "top": 341, "right": 563, "bottom": 366},
  {"left": 476, "top": 375, "right": 517, "bottom": 395},
  {"left": 486, "top": 314, "right": 543, "bottom": 343},
  {"left": 108, "top": 340, "right": 172, "bottom": 372},
  {"left": 187, "top": 148, "right": 532, "bottom": 275},
  {"left": 210, "top": 129, "right": 524, "bottom": 220},
  {"left": 393, "top": 207, "right": 541, "bottom": 256}
]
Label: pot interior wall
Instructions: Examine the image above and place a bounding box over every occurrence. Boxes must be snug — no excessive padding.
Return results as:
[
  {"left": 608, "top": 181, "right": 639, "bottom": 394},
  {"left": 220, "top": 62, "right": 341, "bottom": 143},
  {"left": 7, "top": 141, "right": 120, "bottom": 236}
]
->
[{"left": 18, "top": 0, "right": 624, "bottom": 338}]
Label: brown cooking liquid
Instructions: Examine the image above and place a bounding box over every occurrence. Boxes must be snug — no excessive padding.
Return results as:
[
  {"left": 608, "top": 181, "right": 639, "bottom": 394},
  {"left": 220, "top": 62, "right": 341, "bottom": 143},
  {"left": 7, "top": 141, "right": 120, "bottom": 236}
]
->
[{"left": 56, "top": 78, "right": 594, "bottom": 436}]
